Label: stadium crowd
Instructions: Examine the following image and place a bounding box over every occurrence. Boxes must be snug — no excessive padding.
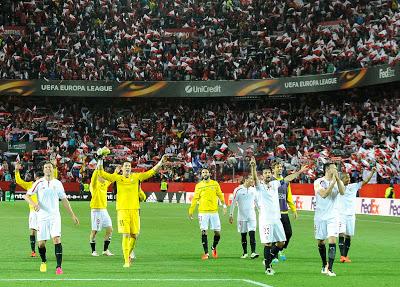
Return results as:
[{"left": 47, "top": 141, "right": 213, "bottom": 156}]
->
[
  {"left": 0, "top": 86, "right": 399, "bottom": 184},
  {"left": 1, "top": 0, "right": 400, "bottom": 81}
]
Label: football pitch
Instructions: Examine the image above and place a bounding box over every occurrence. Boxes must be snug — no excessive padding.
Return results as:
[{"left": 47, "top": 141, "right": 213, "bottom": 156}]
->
[{"left": 0, "top": 201, "right": 399, "bottom": 287}]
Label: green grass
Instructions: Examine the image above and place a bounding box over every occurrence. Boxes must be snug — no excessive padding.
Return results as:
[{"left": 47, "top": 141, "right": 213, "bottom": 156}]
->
[{"left": 0, "top": 201, "right": 399, "bottom": 287}]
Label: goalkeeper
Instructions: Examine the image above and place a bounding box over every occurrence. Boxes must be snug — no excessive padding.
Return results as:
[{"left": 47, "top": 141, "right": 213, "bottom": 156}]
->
[
  {"left": 98, "top": 151, "right": 168, "bottom": 268},
  {"left": 88, "top": 147, "right": 115, "bottom": 257}
]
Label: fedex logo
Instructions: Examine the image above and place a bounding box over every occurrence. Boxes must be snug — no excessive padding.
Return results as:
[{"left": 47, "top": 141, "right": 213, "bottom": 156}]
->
[
  {"left": 295, "top": 196, "right": 303, "bottom": 210},
  {"left": 311, "top": 196, "right": 316, "bottom": 210},
  {"left": 389, "top": 200, "right": 400, "bottom": 216},
  {"left": 361, "top": 199, "right": 380, "bottom": 215}
]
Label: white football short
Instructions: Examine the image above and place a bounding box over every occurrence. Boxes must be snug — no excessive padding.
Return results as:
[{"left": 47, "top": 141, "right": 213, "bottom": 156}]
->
[
  {"left": 91, "top": 209, "right": 112, "bottom": 231},
  {"left": 237, "top": 219, "right": 257, "bottom": 233},
  {"left": 314, "top": 217, "right": 339, "bottom": 240},
  {"left": 198, "top": 213, "right": 221, "bottom": 231},
  {"left": 37, "top": 215, "right": 61, "bottom": 241},
  {"left": 28, "top": 210, "right": 38, "bottom": 230},
  {"left": 259, "top": 221, "right": 286, "bottom": 244},
  {"left": 339, "top": 214, "right": 355, "bottom": 236}
]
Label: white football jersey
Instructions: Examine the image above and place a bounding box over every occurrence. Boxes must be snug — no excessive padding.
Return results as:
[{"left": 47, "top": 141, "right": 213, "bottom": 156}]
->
[
  {"left": 27, "top": 178, "right": 66, "bottom": 221},
  {"left": 338, "top": 182, "right": 362, "bottom": 216},
  {"left": 255, "top": 180, "right": 281, "bottom": 224},
  {"left": 229, "top": 185, "right": 257, "bottom": 221},
  {"left": 314, "top": 177, "right": 339, "bottom": 220}
]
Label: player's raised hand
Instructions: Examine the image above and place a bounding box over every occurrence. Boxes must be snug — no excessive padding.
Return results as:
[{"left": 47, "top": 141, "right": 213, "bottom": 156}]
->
[
  {"left": 96, "top": 147, "right": 103, "bottom": 158},
  {"left": 299, "top": 165, "right": 308, "bottom": 173},
  {"left": 15, "top": 162, "right": 22, "bottom": 170},
  {"left": 161, "top": 154, "right": 168, "bottom": 164},
  {"left": 372, "top": 167, "right": 377, "bottom": 173},
  {"left": 250, "top": 156, "right": 256, "bottom": 167},
  {"left": 114, "top": 165, "right": 122, "bottom": 174}
]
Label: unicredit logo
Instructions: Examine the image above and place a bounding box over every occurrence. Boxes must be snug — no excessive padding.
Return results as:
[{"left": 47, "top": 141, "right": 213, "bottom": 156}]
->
[
  {"left": 185, "top": 85, "right": 193, "bottom": 93},
  {"left": 184, "top": 85, "right": 221, "bottom": 94}
]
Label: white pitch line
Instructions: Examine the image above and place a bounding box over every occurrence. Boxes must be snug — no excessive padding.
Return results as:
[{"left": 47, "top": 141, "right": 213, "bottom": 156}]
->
[
  {"left": 242, "top": 279, "right": 274, "bottom": 287},
  {"left": 0, "top": 278, "right": 272, "bottom": 286}
]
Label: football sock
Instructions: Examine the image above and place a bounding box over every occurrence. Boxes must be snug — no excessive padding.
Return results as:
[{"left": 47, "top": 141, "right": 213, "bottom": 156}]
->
[
  {"left": 55, "top": 243, "right": 62, "bottom": 268},
  {"left": 249, "top": 231, "right": 256, "bottom": 253},
  {"left": 104, "top": 237, "right": 111, "bottom": 252},
  {"left": 263, "top": 245, "right": 272, "bottom": 269},
  {"left": 241, "top": 233, "right": 247, "bottom": 254},
  {"left": 212, "top": 234, "right": 220, "bottom": 249},
  {"left": 328, "top": 243, "right": 336, "bottom": 271},
  {"left": 38, "top": 246, "right": 46, "bottom": 263},
  {"left": 270, "top": 245, "right": 281, "bottom": 262},
  {"left": 90, "top": 239, "right": 96, "bottom": 252},
  {"left": 30, "top": 235, "right": 36, "bottom": 252},
  {"left": 129, "top": 237, "right": 136, "bottom": 255},
  {"left": 318, "top": 243, "right": 327, "bottom": 267},
  {"left": 122, "top": 237, "right": 130, "bottom": 264},
  {"left": 201, "top": 234, "right": 208, "bottom": 254},
  {"left": 344, "top": 237, "right": 351, "bottom": 257},
  {"left": 338, "top": 236, "right": 345, "bottom": 256}
]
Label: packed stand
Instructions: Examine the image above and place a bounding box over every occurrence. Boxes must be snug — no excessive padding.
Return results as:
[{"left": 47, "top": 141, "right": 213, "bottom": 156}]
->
[
  {"left": 1, "top": 0, "right": 400, "bottom": 81},
  {"left": 0, "top": 85, "right": 400, "bottom": 184}
]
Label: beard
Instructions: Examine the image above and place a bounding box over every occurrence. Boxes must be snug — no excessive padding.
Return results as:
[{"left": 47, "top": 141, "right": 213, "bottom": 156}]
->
[{"left": 202, "top": 175, "right": 210, "bottom": 180}]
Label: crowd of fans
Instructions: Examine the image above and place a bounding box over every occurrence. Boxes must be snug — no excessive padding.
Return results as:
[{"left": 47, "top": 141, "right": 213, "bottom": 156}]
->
[
  {"left": 0, "top": 85, "right": 399, "bottom": 184},
  {"left": 1, "top": 0, "right": 400, "bottom": 81}
]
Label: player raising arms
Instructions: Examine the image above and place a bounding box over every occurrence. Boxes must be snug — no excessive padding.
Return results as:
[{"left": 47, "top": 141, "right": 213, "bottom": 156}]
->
[
  {"left": 271, "top": 161, "right": 300, "bottom": 263},
  {"left": 189, "top": 168, "right": 227, "bottom": 260},
  {"left": 15, "top": 160, "right": 58, "bottom": 257},
  {"left": 99, "top": 155, "right": 168, "bottom": 268},
  {"left": 229, "top": 175, "right": 259, "bottom": 259},
  {"left": 250, "top": 157, "right": 307, "bottom": 275},
  {"left": 23, "top": 161, "right": 79, "bottom": 275},
  {"left": 338, "top": 167, "right": 376, "bottom": 263},
  {"left": 314, "top": 163, "right": 345, "bottom": 277},
  {"left": 89, "top": 147, "right": 114, "bottom": 257}
]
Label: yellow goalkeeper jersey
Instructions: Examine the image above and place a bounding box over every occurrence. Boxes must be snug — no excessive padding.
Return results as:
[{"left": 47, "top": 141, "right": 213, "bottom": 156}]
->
[
  {"left": 90, "top": 170, "right": 112, "bottom": 209},
  {"left": 15, "top": 171, "right": 37, "bottom": 211},
  {"left": 15, "top": 168, "right": 58, "bottom": 211},
  {"left": 189, "top": 179, "right": 225, "bottom": 214},
  {"left": 99, "top": 169, "right": 155, "bottom": 210}
]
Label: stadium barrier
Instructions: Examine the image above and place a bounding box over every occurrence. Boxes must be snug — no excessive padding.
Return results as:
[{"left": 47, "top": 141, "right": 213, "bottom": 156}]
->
[
  {"left": 0, "top": 64, "right": 398, "bottom": 98},
  {"left": 4, "top": 185, "right": 399, "bottom": 217},
  {"left": 0, "top": 181, "right": 397, "bottom": 199},
  {"left": 290, "top": 195, "right": 400, "bottom": 217}
]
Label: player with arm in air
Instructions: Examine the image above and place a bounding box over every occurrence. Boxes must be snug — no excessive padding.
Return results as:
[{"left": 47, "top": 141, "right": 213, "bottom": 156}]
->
[
  {"left": 15, "top": 160, "right": 58, "bottom": 257},
  {"left": 314, "top": 163, "right": 345, "bottom": 277},
  {"left": 89, "top": 148, "right": 115, "bottom": 257},
  {"left": 99, "top": 155, "right": 168, "bottom": 268},
  {"left": 271, "top": 161, "right": 308, "bottom": 262},
  {"left": 250, "top": 157, "right": 307, "bottom": 275},
  {"left": 338, "top": 167, "right": 376, "bottom": 263},
  {"left": 23, "top": 161, "right": 79, "bottom": 275}
]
